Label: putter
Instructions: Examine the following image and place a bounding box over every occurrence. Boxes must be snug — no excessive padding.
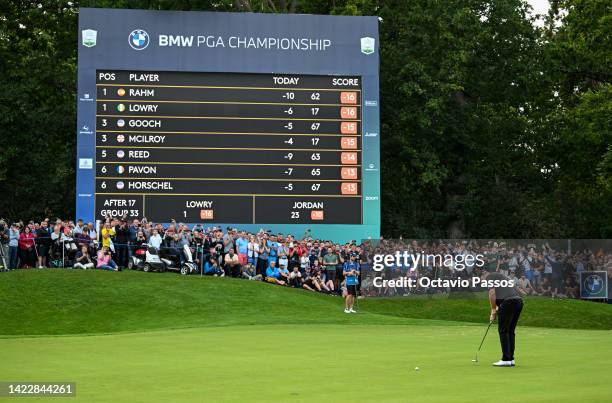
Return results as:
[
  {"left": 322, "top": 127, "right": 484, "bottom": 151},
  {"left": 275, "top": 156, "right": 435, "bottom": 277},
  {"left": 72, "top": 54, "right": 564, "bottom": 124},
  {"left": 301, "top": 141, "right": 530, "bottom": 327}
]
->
[{"left": 472, "top": 320, "right": 494, "bottom": 363}]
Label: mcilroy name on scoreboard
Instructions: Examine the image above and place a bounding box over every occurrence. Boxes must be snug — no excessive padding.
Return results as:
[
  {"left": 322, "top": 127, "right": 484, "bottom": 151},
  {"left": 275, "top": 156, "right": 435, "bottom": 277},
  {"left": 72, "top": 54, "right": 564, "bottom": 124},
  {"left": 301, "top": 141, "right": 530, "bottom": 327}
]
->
[{"left": 77, "top": 8, "right": 380, "bottom": 241}]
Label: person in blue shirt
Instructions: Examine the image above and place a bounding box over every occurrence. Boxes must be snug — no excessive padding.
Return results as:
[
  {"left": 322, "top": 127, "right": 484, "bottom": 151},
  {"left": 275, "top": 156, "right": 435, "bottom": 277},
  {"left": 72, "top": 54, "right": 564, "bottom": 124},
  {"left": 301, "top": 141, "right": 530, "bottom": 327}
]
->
[
  {"left": 265, "top": 260, "right": 286, "bottom": 285},
  {"left": 8, "top": 223, "right": 20, "bottom": 270},
  {"left": 268, "top": 235, "right": 279, "bottom": 266},
  {"left": 204, "top": 256, "right": 224, "bottom": 277},
  {"left": 343, "top": 254, "right": 360, "bottom": 313},
  {"left": 278, "top": 266, "right": 290, "bottom": 284}
]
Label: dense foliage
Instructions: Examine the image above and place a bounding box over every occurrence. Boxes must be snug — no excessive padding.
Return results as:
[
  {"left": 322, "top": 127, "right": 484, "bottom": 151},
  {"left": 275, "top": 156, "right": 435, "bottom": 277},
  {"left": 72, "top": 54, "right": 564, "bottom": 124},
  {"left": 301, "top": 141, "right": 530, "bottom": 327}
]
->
[{"left": 0, "top": 0, "right": 609, "bottom": 237}]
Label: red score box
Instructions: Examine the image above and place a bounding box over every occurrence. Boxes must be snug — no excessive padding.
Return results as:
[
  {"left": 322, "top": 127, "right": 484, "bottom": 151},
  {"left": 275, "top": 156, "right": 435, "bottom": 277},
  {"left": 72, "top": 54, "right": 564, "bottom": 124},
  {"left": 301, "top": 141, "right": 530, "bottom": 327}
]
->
[
  {"left": 341, "top": 183, "right": 358, "bottom": 195},
  {"left": 341, "top": 152, "right": 358, "bottom": 165},
  {"left": 311, "top": 210, "right": 324, "bottom": 220},
  {"left": 340, "top": 137, "right": 358, "bottom": 149},
  {"left": 340, "top": 121, "right": 358, "bottom": 134},
  {"left": 200, "top": 209, "right": 214, "bottom": 220},
  {"left": 340, "top": 91, "right": 358, "bottom": 104},
  {"left": 341, "top": 167, "right": 358, "bottom": 180},
  {"left": 340, "top": 107, "right": 358, "bottom": 119}
]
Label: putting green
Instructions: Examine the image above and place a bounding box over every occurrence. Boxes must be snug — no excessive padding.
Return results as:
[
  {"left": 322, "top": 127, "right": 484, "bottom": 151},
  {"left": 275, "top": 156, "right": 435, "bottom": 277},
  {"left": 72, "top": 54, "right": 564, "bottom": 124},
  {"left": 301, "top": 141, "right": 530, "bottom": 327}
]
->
[
  {"left": 2, "top": 323, "right": 611, "bottom": 402},
  {"left": 1, "top": 271, "right": 611, "bottom": 402}
]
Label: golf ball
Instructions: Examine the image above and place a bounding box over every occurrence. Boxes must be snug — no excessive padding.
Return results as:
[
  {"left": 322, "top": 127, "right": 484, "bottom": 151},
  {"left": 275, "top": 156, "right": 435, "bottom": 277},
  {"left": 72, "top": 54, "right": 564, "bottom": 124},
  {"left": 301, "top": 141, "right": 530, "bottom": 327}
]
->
[{"left": 414, "top": 367, "right": 420, "bottom": 371}]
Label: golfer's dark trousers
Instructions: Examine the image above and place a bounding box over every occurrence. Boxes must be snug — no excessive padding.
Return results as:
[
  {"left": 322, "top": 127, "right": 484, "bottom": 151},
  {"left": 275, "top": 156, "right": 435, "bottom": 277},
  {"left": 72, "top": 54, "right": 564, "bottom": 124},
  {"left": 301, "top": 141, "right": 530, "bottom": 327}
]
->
[{"left": 497, "top": 297, "right": 523, "bottom": 361}]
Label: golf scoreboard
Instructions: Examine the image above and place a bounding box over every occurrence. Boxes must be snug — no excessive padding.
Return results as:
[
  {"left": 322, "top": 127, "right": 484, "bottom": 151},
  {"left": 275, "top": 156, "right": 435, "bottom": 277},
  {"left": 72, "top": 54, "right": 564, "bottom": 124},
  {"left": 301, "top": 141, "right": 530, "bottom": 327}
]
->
[{"left": 77, "top": 8, "right": 380, "bottom": 240}]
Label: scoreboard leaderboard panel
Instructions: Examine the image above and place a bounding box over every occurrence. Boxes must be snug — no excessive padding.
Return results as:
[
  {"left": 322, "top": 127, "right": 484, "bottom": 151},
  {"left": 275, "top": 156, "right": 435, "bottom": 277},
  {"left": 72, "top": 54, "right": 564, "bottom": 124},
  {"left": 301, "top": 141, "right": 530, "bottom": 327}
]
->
[
  {"left": 78, "top": 8, "right": 379, "bottom": 240},
  {"left": 95, "top": 71, "right": 362, "bottom": 223}
]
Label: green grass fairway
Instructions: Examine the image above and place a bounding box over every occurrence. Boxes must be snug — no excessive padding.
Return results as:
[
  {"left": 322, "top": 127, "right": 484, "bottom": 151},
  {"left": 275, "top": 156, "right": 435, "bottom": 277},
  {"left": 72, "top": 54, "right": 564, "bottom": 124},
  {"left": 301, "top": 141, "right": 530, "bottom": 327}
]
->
[{"left": 1, "top": 270, "right": 612, "bottom": 402}]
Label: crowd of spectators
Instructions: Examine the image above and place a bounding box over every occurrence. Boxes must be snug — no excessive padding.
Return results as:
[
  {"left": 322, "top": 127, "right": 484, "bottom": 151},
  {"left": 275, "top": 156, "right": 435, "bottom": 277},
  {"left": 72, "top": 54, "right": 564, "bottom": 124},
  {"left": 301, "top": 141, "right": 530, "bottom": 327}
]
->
[
  {"left": 2, "top": 218, "right": 611, "bottom": 301},
  {"left": 361, "top": 239, "right": 612, "bottom": 300},
  {"left": 0, "top": 217, "right": 364, "bottom": 297}
]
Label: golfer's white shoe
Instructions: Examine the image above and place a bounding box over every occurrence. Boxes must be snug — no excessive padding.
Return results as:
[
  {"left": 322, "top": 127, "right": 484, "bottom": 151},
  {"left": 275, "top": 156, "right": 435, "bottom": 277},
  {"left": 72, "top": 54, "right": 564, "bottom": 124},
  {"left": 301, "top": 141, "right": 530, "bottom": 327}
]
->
[
  {"left": 492, "top": 360, "right": 513, "bottom": 367},
  {"left": 349, "top": 309, "right": 357, "bottom": 313},
  {"left": 344, "top": 309, "right": 351, "bottom": 314},
  {"left": 511, "top": 360, "right": 516, "bottom": 366}
]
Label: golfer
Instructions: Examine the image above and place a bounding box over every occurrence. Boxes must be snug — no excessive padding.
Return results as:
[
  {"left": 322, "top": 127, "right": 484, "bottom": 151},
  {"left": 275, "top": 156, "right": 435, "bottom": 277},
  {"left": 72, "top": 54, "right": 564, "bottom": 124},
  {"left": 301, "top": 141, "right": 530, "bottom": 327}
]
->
[{"left": 487, "top": 270, "right": 525, "bottom": 367}]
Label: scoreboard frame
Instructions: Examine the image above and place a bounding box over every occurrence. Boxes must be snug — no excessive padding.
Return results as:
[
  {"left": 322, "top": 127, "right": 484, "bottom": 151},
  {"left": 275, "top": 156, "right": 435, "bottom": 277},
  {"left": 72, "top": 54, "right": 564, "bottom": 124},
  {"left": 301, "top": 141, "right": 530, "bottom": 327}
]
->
[{"left": 77, "top": 8, "right": 380, "bottom": 241}]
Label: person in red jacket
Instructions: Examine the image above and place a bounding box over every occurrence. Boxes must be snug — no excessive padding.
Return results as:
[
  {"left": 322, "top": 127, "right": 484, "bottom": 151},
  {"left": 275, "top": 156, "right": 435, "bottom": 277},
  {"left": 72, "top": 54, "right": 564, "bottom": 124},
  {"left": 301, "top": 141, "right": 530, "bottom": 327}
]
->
[{"left": 18, "top": 226, "right": 36, "bottom": 268}]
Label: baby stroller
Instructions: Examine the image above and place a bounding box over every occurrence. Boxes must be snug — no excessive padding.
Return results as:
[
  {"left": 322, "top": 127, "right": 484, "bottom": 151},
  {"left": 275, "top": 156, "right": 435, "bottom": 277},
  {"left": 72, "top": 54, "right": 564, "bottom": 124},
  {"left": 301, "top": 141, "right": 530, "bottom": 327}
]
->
[
  {"left": 62, "top": 237, "right": 78, "bottom": 266},
  {"left": 49, "top": 238, "right": 65, "bottom": 268},
  {"left": 49, "top": 236, "right": 78, "bottom": 268}
]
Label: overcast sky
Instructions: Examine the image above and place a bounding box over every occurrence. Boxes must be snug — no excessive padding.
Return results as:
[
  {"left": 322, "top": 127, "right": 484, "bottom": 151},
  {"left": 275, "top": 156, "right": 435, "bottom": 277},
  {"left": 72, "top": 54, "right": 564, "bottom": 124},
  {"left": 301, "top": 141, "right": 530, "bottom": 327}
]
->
[{"left": 528, "top": 0, "right": 550, "bottom": 16}]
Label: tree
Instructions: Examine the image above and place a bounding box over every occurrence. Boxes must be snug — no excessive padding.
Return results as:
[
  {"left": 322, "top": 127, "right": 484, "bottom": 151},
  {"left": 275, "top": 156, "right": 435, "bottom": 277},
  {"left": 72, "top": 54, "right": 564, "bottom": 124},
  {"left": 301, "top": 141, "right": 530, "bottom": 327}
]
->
[{"left": 0, "top": 0, "right": 608, "bottom": 237}]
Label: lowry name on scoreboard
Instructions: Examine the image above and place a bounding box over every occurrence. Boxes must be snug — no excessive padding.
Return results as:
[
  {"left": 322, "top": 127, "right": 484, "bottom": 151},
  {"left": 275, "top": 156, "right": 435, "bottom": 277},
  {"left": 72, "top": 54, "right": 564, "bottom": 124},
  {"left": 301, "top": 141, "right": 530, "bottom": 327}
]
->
[{"left": 77, "top": 8, "right": 380, "bottom": 241}]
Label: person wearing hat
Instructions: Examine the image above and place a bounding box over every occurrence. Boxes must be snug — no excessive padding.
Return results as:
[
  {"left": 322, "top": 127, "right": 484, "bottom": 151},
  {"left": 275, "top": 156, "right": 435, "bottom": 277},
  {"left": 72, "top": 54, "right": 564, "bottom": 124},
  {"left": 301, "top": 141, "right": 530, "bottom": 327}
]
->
[{"left": 343, "top": 254, "right": 360, "bottom": 313}]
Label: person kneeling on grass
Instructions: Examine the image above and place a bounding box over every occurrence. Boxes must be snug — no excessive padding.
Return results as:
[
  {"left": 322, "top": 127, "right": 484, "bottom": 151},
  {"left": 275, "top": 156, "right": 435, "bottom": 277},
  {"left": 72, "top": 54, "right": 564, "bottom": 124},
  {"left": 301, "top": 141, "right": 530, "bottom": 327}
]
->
[
  {"left": 265, "top": 260, "right": 286, "bottom": 285},
  {"left": 73, "top": 245, "right": 94, "bottom": 270},
  {"left": 302, "top": 267, "right": 322, "bottom": 292},
  {"left": 96, "top": 246, "right": 119, "bottom": 271},
  {"left": 204, "top": 256, "right": 224, "bottom": 276},
  {"left": 279, "top": 265, "right": 290, "bottom": 284},
  {"left": 224, "top": 248, "right": 241, "bottom": 278},
  {"left": 313, "top": 268, "right": 334, "bottom": 293},
  {"left": 289, "top": 266, "right": 303, "bottom": 288},
  {"left": 241, "top": 263, "right": 262, "bottom": 281}
]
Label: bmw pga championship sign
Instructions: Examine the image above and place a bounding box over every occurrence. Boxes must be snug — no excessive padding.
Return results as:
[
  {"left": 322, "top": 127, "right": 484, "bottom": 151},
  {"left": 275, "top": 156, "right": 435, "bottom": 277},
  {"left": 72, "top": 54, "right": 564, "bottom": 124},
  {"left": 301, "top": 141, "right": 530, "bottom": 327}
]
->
[
  {"left": 76, "top": 8, "right": 380, "bottom": 242},
  {"left": 579, "top": 271, "right": 608, "bottom": 299}
]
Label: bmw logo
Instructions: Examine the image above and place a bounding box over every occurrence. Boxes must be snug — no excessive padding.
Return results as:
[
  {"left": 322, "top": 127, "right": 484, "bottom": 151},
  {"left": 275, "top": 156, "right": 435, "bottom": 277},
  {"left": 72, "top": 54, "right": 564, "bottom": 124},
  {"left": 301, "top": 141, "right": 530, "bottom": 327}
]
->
[
  {"left": 129, "top": 29, "right": 150, "bottom": 50},
  {"left": 584, "top": 274, "right": 604, "bottom": 294}
]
